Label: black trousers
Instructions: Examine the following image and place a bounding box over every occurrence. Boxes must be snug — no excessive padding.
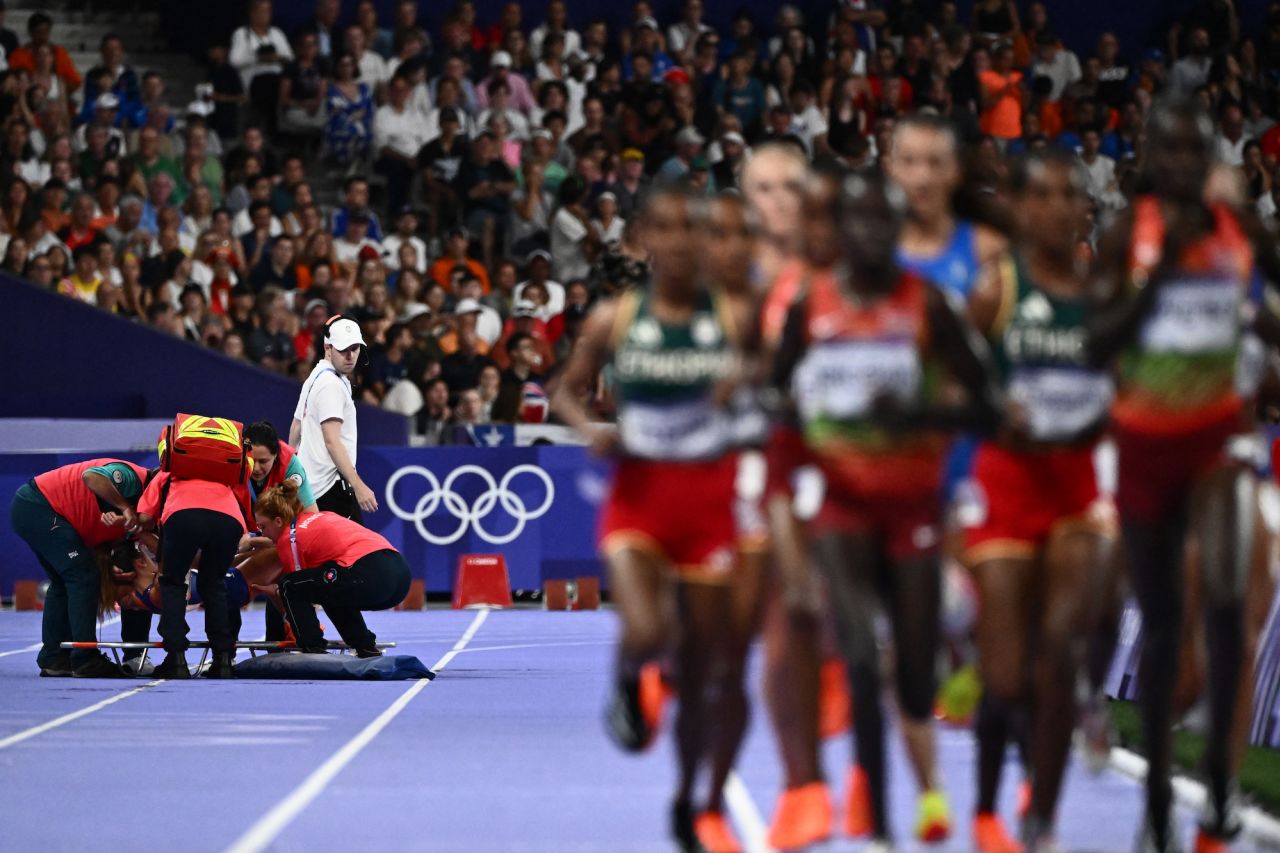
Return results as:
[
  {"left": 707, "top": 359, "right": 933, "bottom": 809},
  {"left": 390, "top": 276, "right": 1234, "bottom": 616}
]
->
[
  {"left": 159, "top": 509, "right": 243, "bottom": 654},
  {"left": 316, "top": 478, "right": 363, "bottom": 524},
  {"left": 277, "top": 549, "right": 410, "bottom": 650}
]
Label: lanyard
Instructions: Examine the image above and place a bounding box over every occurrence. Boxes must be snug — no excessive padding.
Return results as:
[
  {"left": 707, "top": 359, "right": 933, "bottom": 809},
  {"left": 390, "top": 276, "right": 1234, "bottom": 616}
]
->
[{"left": 289, "top": 518, "right": 302, "bottom": 572}]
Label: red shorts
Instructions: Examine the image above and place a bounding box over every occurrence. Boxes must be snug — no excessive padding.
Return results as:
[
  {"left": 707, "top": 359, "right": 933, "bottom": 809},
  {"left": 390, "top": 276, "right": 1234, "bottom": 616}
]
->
[
  {"left": 812, "top": 486, "right": 943, "bottom": 561},
  {"left": 1114, "top": 415, "right": 1240, "bottom": 522},
  {"left": 600, "top": 454, "right": 740, "bottom": 581},
  {"left": 963, "top": 443, "right": 1107, "bottom": 564},
  {"left": 765, "top": 424, "right": 810, "bottom": 499}
]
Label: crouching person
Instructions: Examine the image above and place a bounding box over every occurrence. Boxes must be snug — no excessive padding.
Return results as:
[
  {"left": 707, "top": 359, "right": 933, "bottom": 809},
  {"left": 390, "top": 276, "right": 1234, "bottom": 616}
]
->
[{"left": 253, "top": 481, "right": 410, "bottom": 656}]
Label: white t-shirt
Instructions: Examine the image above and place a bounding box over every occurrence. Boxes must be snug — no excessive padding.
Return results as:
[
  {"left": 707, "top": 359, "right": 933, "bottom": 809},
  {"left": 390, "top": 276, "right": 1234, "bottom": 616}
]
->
[
  {"left": 294, "top": 359, "right": 358, "bottom": 498},
  {"left": 514, "top": 278, "right": 566, "bottom": 320},
  {"left": 550, "top": 207, "right": 591, "bottom": 283},
  {"left": 374, "top": 103, "right": 432, "bottom": 159}
]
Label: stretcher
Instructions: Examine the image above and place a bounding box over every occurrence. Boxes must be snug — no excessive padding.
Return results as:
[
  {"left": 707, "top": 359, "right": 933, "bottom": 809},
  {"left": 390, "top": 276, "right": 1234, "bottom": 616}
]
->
[{"left": 60, "top": 641, "right": 397, "bottom": 673}]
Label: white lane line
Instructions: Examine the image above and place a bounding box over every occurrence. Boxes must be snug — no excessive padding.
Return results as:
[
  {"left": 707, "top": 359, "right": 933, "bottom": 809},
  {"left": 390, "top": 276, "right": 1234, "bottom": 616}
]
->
[
  {"left": 0, "top": 614, "right": 121, "bottom": 659},
  {"left": 725, "top": 771, "right": 775, "bottom": 853},
  {"left": 1109, "top": 746, "right": 1280, "bottom": 847},
  {"left": 0, "top": 680, "right": 163, "bottom": 750},
  {"left": 223, "top": 608, "right": 490, "bottom": 853},
  {"left": 456, "top": 639, "right": 610, "bottom": 654}
]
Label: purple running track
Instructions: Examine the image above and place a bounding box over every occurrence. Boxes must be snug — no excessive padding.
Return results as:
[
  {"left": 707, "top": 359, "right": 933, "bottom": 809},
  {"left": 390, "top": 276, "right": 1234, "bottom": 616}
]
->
[{"left": 0, "top": 609, "right": 1200, "bottom": 852}]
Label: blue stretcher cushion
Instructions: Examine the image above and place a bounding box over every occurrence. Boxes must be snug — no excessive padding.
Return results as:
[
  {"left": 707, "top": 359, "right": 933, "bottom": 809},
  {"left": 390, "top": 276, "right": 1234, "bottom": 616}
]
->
[{"left": 233, "top": 653, "right": 436, "bottom": 680}]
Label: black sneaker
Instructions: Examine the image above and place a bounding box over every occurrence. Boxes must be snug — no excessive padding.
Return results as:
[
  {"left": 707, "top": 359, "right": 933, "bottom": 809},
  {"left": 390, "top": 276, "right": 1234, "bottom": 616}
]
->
[
  {"left": 204, "top": 651, "right": 236, "bottom": 679},
  {"left": 354, "top": 646, "right": 383, "bottom": 659},
  {"left": 603, "top": 675, "right": 649, "bottom": 753},
  {"left": 39, "top": 657, "right": 73, "bottom": 677},
  {"left": 671, "top": 800, "right": 707, "bottom": 853},
  {"left": 153, "top": 653, "right": 192, "bottom": 680},
  {"left": 72, "top": 653, "right": 128, "bottom": 679}
]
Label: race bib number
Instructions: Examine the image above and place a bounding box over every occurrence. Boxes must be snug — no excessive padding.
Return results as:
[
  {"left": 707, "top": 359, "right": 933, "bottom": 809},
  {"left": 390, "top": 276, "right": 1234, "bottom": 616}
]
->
[
  {"left": 793, "top": 339, "right": 921, "bottom": 422},
  {"left": 619, "top": 398, "right": 730, "bottom": 461},
  {"left": 1140, "top": 279, "right": 1240, "bottom": 354},
  {"left": 1008, "top": 367, "right": 1114, "bottom": 441}
]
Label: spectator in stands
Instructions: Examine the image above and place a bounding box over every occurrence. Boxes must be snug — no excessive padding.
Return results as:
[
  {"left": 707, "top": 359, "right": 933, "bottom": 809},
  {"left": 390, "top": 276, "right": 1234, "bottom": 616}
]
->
[
  {"left": 230, "top": 0, "right": 293, "bottom": 127},
  {"left": 458, "top": 131, "right": 516, "bottom": 269},
  {"left": 381, "top": 206, "right": 427, "bottom": 274},
  {"left": 515, "top": 249, "right": 565, "bottom": 319},
  {"left": 971, "top": 0, "right": 1020, "bottom": 47},
  {"left": 58, "top": 244, "right": 101, "bottom": 303},
  {"left": 303, "top": 0, "right": 342, "bottom": 59},
  {"left": 440, "top": 328, "right": 494, "bottom": 393},
  {"left": 345, "top": 23, "right": 389, "bottom": 95},
  {"left": 249, "top": 235, "right": 298, "bottom": 292},
  {"left": 979, "top": 40, "right": 1025, "bottom": 145},
  {"left": 476, "top": 50, "right": 536, "bottom": 114},
  {"left": 374, "top": 73, "right": 432, "bottom": 217},
  {"left": 85, "top": 33, "right": 140, "bottom": 114},
  {"left": 415, "top": 377, "right": 452, "bottom": 444},
  {"left": 278, "top": 29, "right": 329, "bottom": 136},
  {"left": 9, "top": 13, "right": 80, "bottom": 94},
  {"left": 383, "top": 0, "right": 431, "bottom": 63},
  {"left": 324, "top": 52, "right": 374, "bottom": 167},
  {"left": 333, "top": 209, "right": 380, "bottom": 269},
  {"left": 206, "top": 45, "right": 246, "bottom": 141},
  {"left": 1169, "top": 27, "right": 1213, "bottom": 96},
  {"left": 59, "top": 193, "right": 98, "bottom": 251},
  {"left": 248, "top": 287, "right": 295, "bottom": 373},
  {"left": 550, "top": 176, "right": 597, "bottom": 284}
]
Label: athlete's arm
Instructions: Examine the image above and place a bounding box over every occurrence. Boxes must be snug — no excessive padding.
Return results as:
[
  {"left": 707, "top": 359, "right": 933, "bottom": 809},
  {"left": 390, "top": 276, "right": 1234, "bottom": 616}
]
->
[
  {"left": 82, "top": 469, "right": 139, "bottom": 530},
  {"left": 551, "top": 298, "right": 620, "bottom": 455},
  {"left": 1084, "top": 209, "right": 1162, "bottom": 368},
  {"left": 916, "top": 282, "right": 1005, "bottom": 433},
  {"left": 320, "top": 418, "right": 378, "bottom": 512}
]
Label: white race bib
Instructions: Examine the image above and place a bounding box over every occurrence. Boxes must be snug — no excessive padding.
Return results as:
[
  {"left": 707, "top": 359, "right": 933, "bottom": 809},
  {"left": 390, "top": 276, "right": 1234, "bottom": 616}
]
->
[
  {"left": 1008, "top": 367, "right": 1114, "bottom": 441},
  {"left": 619, "top": 398, "right": 731, "bottom": 461},
  {"left": 1140, "top": 279, "right": 1240, "bottom": 353},
  {"left": 793, "top": 339, "right": 921, "bottom": 422}
]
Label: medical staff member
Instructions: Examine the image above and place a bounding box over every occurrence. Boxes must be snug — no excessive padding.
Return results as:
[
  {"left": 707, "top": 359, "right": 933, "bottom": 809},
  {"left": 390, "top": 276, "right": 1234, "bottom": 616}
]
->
[
  {"left": 245, "top": 420, "right": 317, "bottom": 640},
  {"left": 290, "top": 316, "right": 377, "bottom": 522},
  {"left": 136, "top": 466, "right": 248, "bottom": 679},
  {"left": 10, "top": 458, "right": 150, "bottom": 677},
  {"left": 253, "top": 481, "right": 408, "bottom": 656}
]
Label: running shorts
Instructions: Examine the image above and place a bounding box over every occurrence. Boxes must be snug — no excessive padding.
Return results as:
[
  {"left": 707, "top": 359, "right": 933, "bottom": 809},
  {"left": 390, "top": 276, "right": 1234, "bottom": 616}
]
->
[{"left": 1114, "top": 413, "right": 1244, "bottom": 522}]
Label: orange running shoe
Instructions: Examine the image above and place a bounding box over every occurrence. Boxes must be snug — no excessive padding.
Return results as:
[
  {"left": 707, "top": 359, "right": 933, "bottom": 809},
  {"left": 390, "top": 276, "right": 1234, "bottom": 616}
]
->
[
  {"left": 694, "top": 811, "right": 743, "bottom": 853},
  {"left": 973, "top": 812, "right": 1022, "bottom": 853},
  {"left": 638, "top": 663, "right": 670, "bottom": 742},
  {"left": 767, "top": 781, "right": 833, "bottom": 851},
  {"left": 819, "top": 658, "right": 852, "bottom": 738},
  {"left": 1017, "top": 780, "right": 1032, "bottom": 821},
  {"left": 1193, "top": 831, "right": 1229, "bottom": 853},
  {"left": 844, "top": 765, "right": 873, "bottom": 838}
]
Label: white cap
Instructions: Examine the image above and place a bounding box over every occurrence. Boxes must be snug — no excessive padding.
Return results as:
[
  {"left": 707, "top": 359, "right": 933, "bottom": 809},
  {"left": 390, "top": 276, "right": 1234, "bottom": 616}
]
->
[
  {"left": 513, "top": 299, "right": 539, "bottom": 317},
  {"left": 454, "top": 298, "right": 483, "bottom": 315},
  {"left": 186, "top": 99, "right": 214, "bottom": 117},
  {"left": 721, "top": 130, "right": 746, "bottom": 146},
  {"left": 675, "top": 126, "right": 705, "bottom": 147},
  {"left": 490, "top": 50, "right": 513, "bottom": 68},
  {"left": 325, "top": 318, "right": 366, "bottom": 350},
  {"left": 400, "top": 303, "right": 432, "bottom": 322},
  {"left": 95, "top": 92, "right": 120, "bottom": 110},
  {"left": 636, "top": 16, "right": 660, "bottom": 30}
]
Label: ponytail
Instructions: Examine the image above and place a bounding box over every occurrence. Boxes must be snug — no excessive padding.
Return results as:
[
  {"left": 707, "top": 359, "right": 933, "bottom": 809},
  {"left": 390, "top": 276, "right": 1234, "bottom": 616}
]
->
[{"left": 255, "top": 480, "right": 304, "bottom": 523}]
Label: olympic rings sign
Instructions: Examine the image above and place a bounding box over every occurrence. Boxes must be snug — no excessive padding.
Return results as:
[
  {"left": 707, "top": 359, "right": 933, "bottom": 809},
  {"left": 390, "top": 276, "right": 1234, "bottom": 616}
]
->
[{"left": 385, "top": 464, "right": 556, "bottom": 545}]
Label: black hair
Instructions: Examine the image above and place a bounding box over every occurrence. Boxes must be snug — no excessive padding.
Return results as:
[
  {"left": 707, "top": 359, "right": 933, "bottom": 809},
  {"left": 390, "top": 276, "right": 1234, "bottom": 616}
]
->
[
  {"left": 244, "top": 420, "right": 281, "bottom": 453},
  {"left": 27, "top": 12, "right": 51, "bottom": 33},
  {"left": 100, "top": 32, "right": 122, "bottom": 49},
  {"left": 249, "top": 199, "right": 273, "bottom": 217},
  {"left": 1008, "top": 147, "right": 1088, "bottom": 195},
  {"left": 506, "top": 331, "right": 533, "bottom": 358}
]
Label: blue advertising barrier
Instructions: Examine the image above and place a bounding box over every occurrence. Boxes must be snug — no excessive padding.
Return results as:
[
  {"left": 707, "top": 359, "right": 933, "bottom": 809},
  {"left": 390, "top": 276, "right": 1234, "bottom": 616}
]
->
[{"left": 1, "top": 446, "right": 609, "bottom": 598}]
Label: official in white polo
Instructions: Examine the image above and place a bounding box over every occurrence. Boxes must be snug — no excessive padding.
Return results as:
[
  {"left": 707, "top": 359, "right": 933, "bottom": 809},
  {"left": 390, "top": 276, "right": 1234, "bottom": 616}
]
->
[{"left": 290, "top": 316, "right": 378, "bottom": 522}]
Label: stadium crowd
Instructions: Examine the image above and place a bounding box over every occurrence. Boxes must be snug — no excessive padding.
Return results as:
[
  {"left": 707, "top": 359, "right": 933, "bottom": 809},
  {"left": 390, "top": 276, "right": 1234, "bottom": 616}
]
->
[{"left": 8, "top": 0, "right": 1280, "bottom": 441}]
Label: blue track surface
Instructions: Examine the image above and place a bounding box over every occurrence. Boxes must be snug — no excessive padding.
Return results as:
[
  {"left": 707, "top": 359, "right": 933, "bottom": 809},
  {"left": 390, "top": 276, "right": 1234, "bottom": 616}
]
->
[{"left": 0, "top": 609, "right": 1205, "bottom": 852}]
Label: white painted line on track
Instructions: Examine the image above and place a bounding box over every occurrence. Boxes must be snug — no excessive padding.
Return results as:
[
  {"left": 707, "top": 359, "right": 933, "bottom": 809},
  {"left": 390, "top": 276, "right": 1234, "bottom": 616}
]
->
[
  {"left": 223, "top": 607, "right": 490, "bottom": 853},
  {"left": 725, "top": 771, "right": 775, "bottom": 853},
  {"left": 1109, "top": 746, "right": 1280, "bottom": 847},
  {"left": 0, "top": 614, "right": 121, "bottom": 659},
  {"left": 456, "top": 639, "right": 611, "bottom": 654},
  {"left": 0, "top": 680, "right": 163, "bottom": 750}
]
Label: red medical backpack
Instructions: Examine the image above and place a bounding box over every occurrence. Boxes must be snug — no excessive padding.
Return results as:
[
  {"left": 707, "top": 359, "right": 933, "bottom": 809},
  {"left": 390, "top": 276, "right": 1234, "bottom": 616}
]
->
[{"left": 157, "top": 413, "right": 251, "bottom": 486}]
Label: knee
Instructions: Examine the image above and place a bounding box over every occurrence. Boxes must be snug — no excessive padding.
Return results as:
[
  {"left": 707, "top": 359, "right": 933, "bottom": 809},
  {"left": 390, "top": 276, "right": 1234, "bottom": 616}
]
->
[
  {"left": 623, "top": 617, "right": 664, "bottom": 660},
  {"left": 980, "top": 657, "right": 1026, "bottom": 704}
]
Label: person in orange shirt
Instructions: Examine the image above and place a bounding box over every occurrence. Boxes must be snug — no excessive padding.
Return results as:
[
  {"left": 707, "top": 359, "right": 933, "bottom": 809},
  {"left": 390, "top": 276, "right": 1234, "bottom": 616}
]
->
[
  {"left": 428, "top": 225, "right": 491, "bottom": 293},
  {"left": 7, "top": 13, "right": 82, "bottom": 93},
  {"left": 136, "top": 468, "right": 251, "bottom": 679},
  {"left": 252, "top": 481, "right": 410, "bottom": 656},
  {"left": 978, "top": 41, "right": 1024, "bottom": 143}
]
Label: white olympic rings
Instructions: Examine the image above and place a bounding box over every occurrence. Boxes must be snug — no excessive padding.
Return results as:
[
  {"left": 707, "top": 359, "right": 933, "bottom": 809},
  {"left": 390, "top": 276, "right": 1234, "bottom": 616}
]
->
[{"left": 385, "top": 464, "right": 556, "bottom": 545}]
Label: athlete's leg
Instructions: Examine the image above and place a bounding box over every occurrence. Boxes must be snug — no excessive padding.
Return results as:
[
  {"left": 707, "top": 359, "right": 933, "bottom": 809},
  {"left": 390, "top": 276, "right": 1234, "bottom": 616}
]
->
[
  {"left": 887, "top": 554, "right": 944, "bottom": 794},
  {"left": 1030, "top": 526, "right": 1112, "bottom": 833},
  {"left": 604, "top": 546, "right": 671, "bottom": 752},
  {"left": 705, "top": 547, "right": 766, "bottom": 813},
  {"left": 1190, "top": 464, "right": 1257, "bottom": 835},
  {"left": 971, "top": 556, "right": 1035, "bottom": 816},
  {"left": 814, "top": 530, "right": 890, "bottom": 838},
  {"left": 1122, "top": 504, "right": 1190, "bottom": 844},
  {"left": 673, "top": 581, "right": 722, "bottom": 808},
  {"left": 763, "top": 493, "right": 823, "bottom": 788}
]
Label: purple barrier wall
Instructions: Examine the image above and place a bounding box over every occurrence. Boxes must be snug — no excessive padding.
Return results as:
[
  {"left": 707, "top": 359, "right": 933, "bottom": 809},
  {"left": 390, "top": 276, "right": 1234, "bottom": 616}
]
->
[{"left": 7, "top": 276, "right": 408, "bottom": 446}]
